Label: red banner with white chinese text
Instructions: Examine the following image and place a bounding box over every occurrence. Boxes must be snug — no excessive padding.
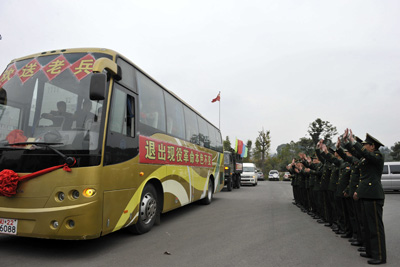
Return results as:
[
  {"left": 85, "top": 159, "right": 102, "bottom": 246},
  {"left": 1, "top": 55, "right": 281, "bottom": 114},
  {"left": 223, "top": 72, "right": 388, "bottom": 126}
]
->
[{"left": 139, "top": 135, "right": 212, "bottom": 168}]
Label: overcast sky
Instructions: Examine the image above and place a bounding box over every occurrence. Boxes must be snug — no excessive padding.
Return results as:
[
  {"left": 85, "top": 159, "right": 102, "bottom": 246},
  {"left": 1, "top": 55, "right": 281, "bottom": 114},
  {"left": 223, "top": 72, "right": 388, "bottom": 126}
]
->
[{"left": 1, "top": 0, "right": 399, "bottom": 154}]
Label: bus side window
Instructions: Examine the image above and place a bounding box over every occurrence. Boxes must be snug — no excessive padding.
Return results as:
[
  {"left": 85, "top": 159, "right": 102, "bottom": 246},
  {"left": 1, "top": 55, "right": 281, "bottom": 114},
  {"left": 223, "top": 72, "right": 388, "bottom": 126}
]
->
[
  {"left": 207, "top": 124, "right": 217, "bottom": 150},
  {"left": 197, "top": 116, "right": 210, "bottom": 148},
  {"left": 215, "top": 129, "right": 223, "bottom": 152},
  {"left": 137, "top": 71, "right": 166, "bottom": 132},
  {"left": 183, "top": 106, "right": 199, "bottom": 145},
  {"left": 165, "top": 92, "right": 185, "bottom": 140}
]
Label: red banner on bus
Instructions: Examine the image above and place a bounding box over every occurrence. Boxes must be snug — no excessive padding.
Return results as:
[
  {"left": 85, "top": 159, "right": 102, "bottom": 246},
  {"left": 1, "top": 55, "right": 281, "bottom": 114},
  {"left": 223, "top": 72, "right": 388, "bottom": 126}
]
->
[
  {"left": 69, "top": 54, "right": 95, "bottom": 81},
  {"left": 43, "top": 55, "right": 70, "bottom": 81},
  {"left": 139, "top": 135, "right": 212, "bottom": 168},
  {"left": 17, "top": 59, "right": 41, "bottom": 83}
]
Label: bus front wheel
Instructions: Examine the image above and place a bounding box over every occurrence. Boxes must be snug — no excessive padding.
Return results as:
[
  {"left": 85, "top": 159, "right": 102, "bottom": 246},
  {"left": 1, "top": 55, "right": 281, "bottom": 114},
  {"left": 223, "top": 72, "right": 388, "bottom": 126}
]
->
[{"left": 129, "top": 184, "right": 158, "bottom": 235}]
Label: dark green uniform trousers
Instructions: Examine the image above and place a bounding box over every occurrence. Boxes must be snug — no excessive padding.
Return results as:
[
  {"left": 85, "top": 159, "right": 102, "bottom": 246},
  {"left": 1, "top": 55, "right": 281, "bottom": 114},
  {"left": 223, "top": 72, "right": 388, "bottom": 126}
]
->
[{"left": 361, "top": 199, "right": 386, "bottom": 262}]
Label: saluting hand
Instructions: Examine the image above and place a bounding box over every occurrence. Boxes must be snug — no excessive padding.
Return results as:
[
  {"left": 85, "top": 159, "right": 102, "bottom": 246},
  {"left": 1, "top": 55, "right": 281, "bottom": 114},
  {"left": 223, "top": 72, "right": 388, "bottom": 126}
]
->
[
  {"left": 317, "top": 139, "right": 323, "bottom": 149},
  {"left": 343, "top": 128, "right": 349, "bottom": 142},
  {"left": 321, "top": 143, "right": 328, "bottom": 154},
  {"left": 349, "top": 129, "right": 354, "bottom": 143}
]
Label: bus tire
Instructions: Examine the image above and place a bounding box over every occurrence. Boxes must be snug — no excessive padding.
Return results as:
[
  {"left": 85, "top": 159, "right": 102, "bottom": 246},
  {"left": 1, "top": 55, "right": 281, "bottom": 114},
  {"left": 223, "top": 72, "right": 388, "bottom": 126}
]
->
[
  {"left": 201, "top": 179, "right": 214, "bottom": 205},
  {"left": 129, "top": 184, "right": 158, "bottom": 235}
]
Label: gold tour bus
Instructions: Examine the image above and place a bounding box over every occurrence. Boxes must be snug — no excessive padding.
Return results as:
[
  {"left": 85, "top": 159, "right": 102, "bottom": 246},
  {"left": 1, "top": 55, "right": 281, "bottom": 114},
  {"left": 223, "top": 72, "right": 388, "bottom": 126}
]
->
[{"left": 0, "top": 48, "right": 224, "bottom": 239}]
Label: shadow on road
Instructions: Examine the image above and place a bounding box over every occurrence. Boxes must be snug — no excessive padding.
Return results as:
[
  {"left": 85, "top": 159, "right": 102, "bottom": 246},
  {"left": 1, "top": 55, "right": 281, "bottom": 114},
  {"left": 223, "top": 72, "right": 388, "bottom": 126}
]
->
[{"left": 0, "top": 198, "right": 221, "bottom": 260}]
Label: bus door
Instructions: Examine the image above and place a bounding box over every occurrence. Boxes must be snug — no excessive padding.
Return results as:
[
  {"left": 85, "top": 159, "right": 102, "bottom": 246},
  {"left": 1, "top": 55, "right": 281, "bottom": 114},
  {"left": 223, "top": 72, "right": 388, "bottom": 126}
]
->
[{"left": 102, "top": 83, "right": 139, "bottom": 235}]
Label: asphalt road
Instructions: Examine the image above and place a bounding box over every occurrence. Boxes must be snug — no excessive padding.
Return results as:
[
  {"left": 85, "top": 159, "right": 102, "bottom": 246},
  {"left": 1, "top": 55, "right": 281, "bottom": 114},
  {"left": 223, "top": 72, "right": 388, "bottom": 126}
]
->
[{"left": 1, "top": 181, "right": 399, "bottom": 267}]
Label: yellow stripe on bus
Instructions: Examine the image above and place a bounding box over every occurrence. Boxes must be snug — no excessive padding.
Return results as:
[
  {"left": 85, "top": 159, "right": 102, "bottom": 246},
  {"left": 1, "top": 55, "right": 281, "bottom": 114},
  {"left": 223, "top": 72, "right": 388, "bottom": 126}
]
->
[{"left": 112, "top": 164, "right": 218, "bottom": 232}]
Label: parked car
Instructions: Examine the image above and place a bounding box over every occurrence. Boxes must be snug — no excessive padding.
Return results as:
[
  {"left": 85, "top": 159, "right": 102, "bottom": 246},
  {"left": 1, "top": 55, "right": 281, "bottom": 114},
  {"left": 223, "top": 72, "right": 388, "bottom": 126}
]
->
[
  {"left": 283, "top": 172, "right": 291, "bottom": 181},
  {"left": 381, "top": 162, "right": 400, "bottom": 191},
  {"left": 241, "top": 163, "right": 258, "bottom": 186},
  {"left": 257, "top": 170, "right": 264, "bottom": 181},
  {"left": 268, "top": 170, "right": 280, "bottom": 181}
]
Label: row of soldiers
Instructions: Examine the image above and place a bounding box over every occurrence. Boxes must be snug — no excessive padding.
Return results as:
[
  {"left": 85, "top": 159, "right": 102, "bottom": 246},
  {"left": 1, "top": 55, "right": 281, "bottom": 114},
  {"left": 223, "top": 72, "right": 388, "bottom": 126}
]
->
[{"left": 288, "top": 129, "right": 386, "bottom": 265}]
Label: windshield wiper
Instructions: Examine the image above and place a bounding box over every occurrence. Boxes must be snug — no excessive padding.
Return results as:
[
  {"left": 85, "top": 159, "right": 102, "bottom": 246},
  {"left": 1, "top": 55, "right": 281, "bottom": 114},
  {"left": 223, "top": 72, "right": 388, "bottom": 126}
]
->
[{"left": 3, "top": 142, "right": 75, "bottom": 166}]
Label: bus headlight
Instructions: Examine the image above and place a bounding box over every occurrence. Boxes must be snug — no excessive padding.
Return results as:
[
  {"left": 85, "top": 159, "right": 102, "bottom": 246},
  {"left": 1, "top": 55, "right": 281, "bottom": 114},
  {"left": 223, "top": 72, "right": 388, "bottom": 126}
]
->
[{"left": 83, "top": 188, "right": 96, "bottom": 197}]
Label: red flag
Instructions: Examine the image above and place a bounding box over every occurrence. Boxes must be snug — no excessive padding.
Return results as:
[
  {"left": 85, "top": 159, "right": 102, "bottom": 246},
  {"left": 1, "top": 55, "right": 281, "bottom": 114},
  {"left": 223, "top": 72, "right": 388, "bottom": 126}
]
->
[
  {"left": 237, "top": 139, "right": 243, "bottom": 155},
  {"left": 211, "top": 92, "right": 220, "bottom": 103}
]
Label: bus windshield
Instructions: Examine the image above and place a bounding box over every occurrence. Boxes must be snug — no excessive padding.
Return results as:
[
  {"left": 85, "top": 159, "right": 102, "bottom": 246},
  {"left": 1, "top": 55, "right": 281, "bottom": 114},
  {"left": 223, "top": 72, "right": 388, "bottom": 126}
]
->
[{"left": 0, "top": 52, "right": 109, "bottom": 169}]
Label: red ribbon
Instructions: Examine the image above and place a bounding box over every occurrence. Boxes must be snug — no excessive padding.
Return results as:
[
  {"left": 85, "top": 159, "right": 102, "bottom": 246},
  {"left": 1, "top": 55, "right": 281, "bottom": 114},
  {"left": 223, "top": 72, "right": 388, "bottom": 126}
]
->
[{"left": 0, "top": 163, "right": 72, "bottom": 197}]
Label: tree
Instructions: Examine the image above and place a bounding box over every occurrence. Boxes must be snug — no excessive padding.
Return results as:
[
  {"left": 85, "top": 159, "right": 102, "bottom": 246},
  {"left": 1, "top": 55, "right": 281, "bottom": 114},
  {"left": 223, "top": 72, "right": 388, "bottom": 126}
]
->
[
  {"left": 276, "top": 141, "right": 300, "bottom": 170},
  {"left": 264, "top": 156, "right": 280, "bottom": 173},
  {"left": 380, "top": 146, "right": 393, "bottom": 162},
  {"left": 297, "top": 137, "right": 315, "bottom": 156},
  {"left": 307, "top": 118, "right": 338, "bottom": 146},
  {"left": 244, "top": 140, "right": 253, "bottom": 162},
  {"left": 223, "top": 136, "right": 232, "bottom": 151},
  {"left": 254, "top": 128, "right": 271, "bottom": 163},
  {"left": 390, "top": 142, "right": 400, "bottom": 161}
]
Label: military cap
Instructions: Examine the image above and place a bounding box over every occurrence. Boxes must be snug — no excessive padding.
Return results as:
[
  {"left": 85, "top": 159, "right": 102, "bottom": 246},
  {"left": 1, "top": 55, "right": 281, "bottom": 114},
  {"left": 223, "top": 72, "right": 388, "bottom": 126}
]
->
[
  {"left": 355, "top": 136, "right": 363, "bottom": 144},
  {"left": 362, "top": 133, "right": 384, "bottom": 149},
  {"left": 328, "top": 146, "right": 336, "bottom": 154}
]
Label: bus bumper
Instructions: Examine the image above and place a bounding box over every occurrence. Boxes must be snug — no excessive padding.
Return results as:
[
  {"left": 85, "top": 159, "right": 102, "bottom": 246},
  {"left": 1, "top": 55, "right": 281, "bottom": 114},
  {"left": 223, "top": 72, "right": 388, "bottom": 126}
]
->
[{"left": 0, "top": 200, "right": 101, "bottom": 240}]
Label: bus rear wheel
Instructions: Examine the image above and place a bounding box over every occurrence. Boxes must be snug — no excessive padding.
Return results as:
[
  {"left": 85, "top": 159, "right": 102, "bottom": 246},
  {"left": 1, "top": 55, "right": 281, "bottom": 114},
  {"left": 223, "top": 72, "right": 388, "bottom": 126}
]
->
[
  {"left": 129, "top": 184, "right": 158, "bottom": 235},
  {"left": 201, "top": 179, "right": 214, "bottom": 205}
]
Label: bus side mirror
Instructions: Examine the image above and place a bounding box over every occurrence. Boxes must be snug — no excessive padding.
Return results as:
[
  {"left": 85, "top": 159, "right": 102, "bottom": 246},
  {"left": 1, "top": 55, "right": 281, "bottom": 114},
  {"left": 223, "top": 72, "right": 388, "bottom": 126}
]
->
[{"left": 90, "top": 73, "right": 107, "bottom": 100}]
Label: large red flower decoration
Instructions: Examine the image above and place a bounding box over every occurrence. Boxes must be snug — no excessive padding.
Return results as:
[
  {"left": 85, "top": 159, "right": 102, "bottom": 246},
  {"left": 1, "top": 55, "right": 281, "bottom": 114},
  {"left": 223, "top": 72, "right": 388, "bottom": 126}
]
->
[{"left": 0, "top": 169, "right": 19, "bottom": 197}]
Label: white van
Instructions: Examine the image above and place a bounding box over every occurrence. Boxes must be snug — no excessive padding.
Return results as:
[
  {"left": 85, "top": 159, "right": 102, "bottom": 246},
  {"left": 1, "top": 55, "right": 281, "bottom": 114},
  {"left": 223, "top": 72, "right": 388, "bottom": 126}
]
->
[
  {"left": 241, "top": 163, "right": 258, "bottom": 186},
  {"left": 381, "top": 162, "right": 400, "bottom": 191}
]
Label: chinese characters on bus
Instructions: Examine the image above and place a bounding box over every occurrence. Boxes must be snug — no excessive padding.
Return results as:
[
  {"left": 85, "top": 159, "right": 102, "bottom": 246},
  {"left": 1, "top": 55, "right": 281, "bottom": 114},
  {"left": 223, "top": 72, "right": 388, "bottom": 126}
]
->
[
  {"left": 0, "top": 54, "right": 96, "bottom": 88},
  {"left": 43, "top": 55, "right": 70, "bottom": 81},
  {"left": 69, "top": 54, "right": 95, "bottom": 80},
  {"left": 0, "top": 64, "right": 17, "bottom": 88},
  {"left": 139, "top": 136, "right": 213, "bottom": 167}
]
